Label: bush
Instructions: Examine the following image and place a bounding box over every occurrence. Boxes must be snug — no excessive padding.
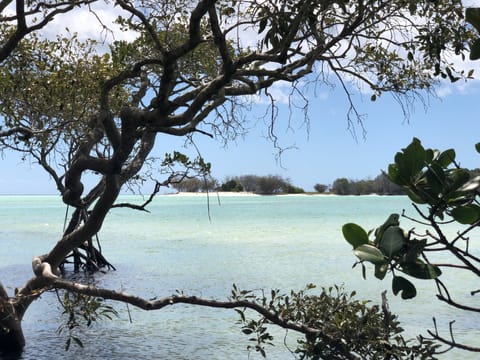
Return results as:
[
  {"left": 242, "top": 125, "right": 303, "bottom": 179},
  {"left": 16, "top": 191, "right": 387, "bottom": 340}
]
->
[
  {"left": 313, "top": 183, "right": 328, "bottom": 193},
  {"left": 220, "top": 179, "right": 244, "bottom": 192}
]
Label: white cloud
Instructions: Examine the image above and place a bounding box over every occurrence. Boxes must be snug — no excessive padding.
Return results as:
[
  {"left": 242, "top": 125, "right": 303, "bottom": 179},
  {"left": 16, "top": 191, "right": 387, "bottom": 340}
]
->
[{"left": 44, "top": 3, "right": 137, "bottom": 43}]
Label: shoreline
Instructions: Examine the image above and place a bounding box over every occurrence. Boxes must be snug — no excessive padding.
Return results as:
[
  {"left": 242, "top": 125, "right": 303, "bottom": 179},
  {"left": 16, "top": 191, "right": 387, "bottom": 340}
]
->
[
  {"left": 166, "top": 191, "right": 336, "bottom": 197},
  {"left": 0, "top": 192, "right": 402, "bottom": 197}
]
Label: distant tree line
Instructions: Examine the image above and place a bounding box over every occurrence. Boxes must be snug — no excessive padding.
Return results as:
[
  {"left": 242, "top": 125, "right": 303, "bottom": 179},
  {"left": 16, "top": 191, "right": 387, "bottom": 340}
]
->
[
  {"left": 173, "top": 170, "right": 480, "bottom": 196},
  {"left": 329, "top": 173, "right": 406, "bottom": 195},
  {"left": 172, "top": 174, "right": 305, "bottom": 195},
  {"left": 313, "top": 173, "right": 405, "bottom": 195},
  {"left": 326, "top": 169, "right": 480, "bottom": 195}
]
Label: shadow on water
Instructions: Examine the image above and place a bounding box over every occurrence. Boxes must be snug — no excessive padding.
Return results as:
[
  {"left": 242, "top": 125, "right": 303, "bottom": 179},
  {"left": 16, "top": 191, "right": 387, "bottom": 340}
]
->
[{"left": 0, "top": 350, "right": 24, "bottom": 360}]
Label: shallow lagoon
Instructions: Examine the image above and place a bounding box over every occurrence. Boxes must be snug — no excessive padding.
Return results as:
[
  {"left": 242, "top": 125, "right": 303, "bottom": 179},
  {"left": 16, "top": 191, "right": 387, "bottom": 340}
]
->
[{"left": 0, "top": 195, "right": 478, "bottom": 359}]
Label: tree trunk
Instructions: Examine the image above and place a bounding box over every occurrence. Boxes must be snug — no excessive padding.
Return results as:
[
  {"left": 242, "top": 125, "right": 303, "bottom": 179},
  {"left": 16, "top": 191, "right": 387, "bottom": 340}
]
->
[{"left": 0, "top": 304, "right": 25, "bottom": 355}]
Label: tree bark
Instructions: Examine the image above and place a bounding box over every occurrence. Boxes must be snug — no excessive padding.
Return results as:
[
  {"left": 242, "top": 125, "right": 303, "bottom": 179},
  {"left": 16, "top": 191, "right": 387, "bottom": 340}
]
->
[{"left": 0, "top": 299, "right": 25, "bottom": 354}]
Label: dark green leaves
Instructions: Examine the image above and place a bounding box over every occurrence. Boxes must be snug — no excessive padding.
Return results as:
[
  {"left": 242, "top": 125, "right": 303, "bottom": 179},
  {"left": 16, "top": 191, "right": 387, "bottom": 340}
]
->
[
  {"left": 374, "top": 263, "right": 388, "bottom": 280},
  {"left": 466, "top": 8, "right": 480, "bottom": 60},
  {"left": 451, "top": 205, "right": 480, "bottom": 224},
  {"left": 436, "top": 148, "right": 455, "bottom": 167},
  {"left": 342, "top": 223, "right": 369, "bottom": 249},
  {"left": 387, "top": 138, "right": 477, "bottom": 215},
  {"left": 392, "top": 276, "right": 417, "bottom": 299},
  {"left": 465, "top": 8, "right": 480, "bottom": 60},
  {"left": 470, "top": 39, "right": 480, "bottom": 60},
  {"left": 466, "top": 8, "right": 480, "bottom": 32},
  {"left": 343, "top": 201, "right": 445, "bottom": 301},
  {"left": 391, "top": 138, "right": 427, "bottom": 185},
  {"left": 401, "top": 262, "right": 441, "bottom": 280},
  {"left": 379, "top": 226, "right": 406, "bottom": 257}
]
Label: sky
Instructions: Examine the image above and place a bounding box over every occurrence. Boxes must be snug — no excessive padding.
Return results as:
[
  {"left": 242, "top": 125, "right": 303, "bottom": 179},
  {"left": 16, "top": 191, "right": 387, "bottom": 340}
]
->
[
  {"left": 2, "top": 78, "right": 479, "bottom": 195},
  {"left": 1, "top": 3, "right": 480, "bottom": 194}
]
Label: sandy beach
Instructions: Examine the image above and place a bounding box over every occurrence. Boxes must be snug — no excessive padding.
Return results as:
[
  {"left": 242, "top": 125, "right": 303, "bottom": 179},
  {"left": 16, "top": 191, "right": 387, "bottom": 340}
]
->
[
  {"left": 164, "top": 191, "right": 336, "bottom": 197},
  {"left": 164, "top": 191, "right": 259, "bottom": 197}
]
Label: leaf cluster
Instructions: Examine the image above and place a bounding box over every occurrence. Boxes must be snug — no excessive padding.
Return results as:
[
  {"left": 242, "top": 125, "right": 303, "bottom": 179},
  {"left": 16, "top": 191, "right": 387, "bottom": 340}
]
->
[
  {"left": 343, "top": 214, "right": 441, "bottom": 300},
  {"left": 0, "top": 29, "right": 127, "bottom": 161},
  {"left": 389, "top": 138, "right": 480, "bottom": 223},
  {"left": 343, "top": 138, "right": 480, "bottom": 352},
  {"left": 231, "top": 284, "right": 439, "bottom": 359},
  {"left": 56, "top": 290, "right": 119, "bottom": 351}
]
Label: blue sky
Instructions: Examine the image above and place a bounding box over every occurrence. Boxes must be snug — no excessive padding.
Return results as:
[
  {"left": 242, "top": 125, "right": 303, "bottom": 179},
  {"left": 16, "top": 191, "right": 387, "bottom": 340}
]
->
[
  {"left": 195, "top": 80, "right": 480, "bottom": 191},
  {"left": 1, "top": 75, "right": 479, "bottom": 195}
]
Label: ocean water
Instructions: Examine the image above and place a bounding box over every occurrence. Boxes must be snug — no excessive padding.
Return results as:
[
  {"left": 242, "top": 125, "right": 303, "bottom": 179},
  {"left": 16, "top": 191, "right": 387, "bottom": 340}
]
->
[{"left": 0, "top": 194, "right": 478, "bottom": 359}]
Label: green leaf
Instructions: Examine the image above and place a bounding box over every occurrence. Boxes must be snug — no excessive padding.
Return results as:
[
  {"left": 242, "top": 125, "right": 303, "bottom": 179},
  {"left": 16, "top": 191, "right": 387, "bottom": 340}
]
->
[
  {"left": 436, "top": 149, "right": 455, "bottom": 167},
  {"left": 342, "top": 223, "right": 369, "bottom": 249},
  {"left": 406, "top": 189, "right": 427, "bottom": 204},
  {"left": 374, "top": 263, "right": 388, "bottom": 280},
  {"left": 466, "top": 7, "right": 480, "bottom": 32},
  {"left": 379, "top": 226, "right": 407, "bottom": 257},
  {"left": 402, "top": 239, "right": 427, "bottom": 263},
  {"left": 72, "top": 336, "right": 84, "bottom": 348},
  {"left": 387, "top": 164, "right": 406, "bottom": 186},
  {"left": 392, "top": 276, "right": 417, "bottom": 299},
  {"left": 475, "top": 143, "right": 480, "bottom": 154},
  {"left": 401, "top": 262, "right": 441, "bottom": 279},
  {"left": 470, "top": 39, "right": 480, "bottom": 61},
  {"left": 402, "top": 138, "right": 426, "bottom": 174},
  {"left": 451, "top": 205, "right": 480, "bottom": 224},
  {"left": 458, "top": 175, "right": 480, "bottom": 192},
  {"left": 259, "top": 18, "right": 267, "bottom": 34},
  {"left": 450, "top": 169, "right": 471, "bottom": 192},
  {"left": 424, "top": 163, "right": 446, "bottom": 198},
  {"left": 353, "top": 244, "right": 386, "bottom": 265}
]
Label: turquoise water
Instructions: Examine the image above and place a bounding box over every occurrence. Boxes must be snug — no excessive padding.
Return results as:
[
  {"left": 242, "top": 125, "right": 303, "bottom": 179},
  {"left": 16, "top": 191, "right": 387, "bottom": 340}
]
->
[{"left": 0, "top": 195, "right": 478, "bottom": 359}]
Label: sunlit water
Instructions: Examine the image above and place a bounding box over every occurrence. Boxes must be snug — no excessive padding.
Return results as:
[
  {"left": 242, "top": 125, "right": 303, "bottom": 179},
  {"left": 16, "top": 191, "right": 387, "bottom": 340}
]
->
[{"left": 0, "top": 195, "right": 478, "bottom": 359}]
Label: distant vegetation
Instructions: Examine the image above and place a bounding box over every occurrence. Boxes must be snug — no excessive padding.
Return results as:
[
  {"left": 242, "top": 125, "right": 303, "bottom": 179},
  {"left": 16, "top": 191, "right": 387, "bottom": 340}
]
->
[
  {"left": 329, "top": 173, "right": 406, "bottom": 195},
  {"left": 172, "top": 169, "right": 480, "bottom": 196},
  {"left": 172, "top": 172, "right": 403, "bottom": 195},
  {"left": 172, "top": 174, "right": 304, "bottom": 195}
]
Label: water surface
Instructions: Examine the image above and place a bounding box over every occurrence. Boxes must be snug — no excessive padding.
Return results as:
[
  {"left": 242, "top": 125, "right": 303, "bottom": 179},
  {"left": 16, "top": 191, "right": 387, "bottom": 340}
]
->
[{"left": 0, "top": 195, "right": 478, "bottom": 359}]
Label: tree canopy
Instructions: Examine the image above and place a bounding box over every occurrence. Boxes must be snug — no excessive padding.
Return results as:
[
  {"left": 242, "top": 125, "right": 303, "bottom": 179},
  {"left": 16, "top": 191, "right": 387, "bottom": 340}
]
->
[{"left": 0, "top": 0, "right": 477, "bottom": 357}]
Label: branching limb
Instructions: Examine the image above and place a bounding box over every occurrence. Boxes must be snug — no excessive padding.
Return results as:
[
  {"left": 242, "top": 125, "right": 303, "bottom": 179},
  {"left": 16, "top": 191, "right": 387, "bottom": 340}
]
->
[
  {"left": 49, "top": 277, "right": 318, "bottom": 335},
  {"left": 427, "top": 321, "right": 480, "bottom": 353}
]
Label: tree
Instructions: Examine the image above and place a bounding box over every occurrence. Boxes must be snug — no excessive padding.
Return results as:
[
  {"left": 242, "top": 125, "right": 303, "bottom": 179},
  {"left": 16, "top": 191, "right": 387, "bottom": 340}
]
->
[
  {"left": 331, "top": 178, "right": 352, "bottom": 195},
  {"left": 313, "top": 183, "right": 328, "bottom": 193},
  {"left": 0, "top": 0, "right": 475, "bottom": 356},
  {"left": 172, "top": 175, "right": 218, "bottom": 192},
  {"left": 256, "top": 175, "right": 289, "bottom": 194},
  {"left": 330, "top": 173, "right": 406, "bottom": 195},
  {"left": 342, "top": 138, "right": 480, "bottom": 353},
  {"left": 220, "top": 178, "right": 244, "bottom": 192}
]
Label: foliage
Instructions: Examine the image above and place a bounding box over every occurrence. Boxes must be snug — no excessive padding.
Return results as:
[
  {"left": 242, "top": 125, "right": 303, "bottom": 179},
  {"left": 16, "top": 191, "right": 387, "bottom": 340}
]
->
[
  {"left": 343, "top": 213, "right": 441, "bottom": 300},
  {"left": 220, "top": 178, "right": 244, "bottom": 192},
  {"left": 331, "top": 173, "right": 406, "bottom": 195},
  {"left": 56, "top": 290, "right": 118, "bottom": 351},
  {"left": 343, "top": 138, "right": 480, "bottom": 352},
  {"left": 466, "top": 7, "right": 480, "bottom": 60},
  {"left": 222, "top": 174, "right": 303, "bottom": 194},
  {"left": 313, "top": 184, "right": 328, "bottom": 193},
  {"left": 171, "top": 176, "right": 218, "bottom": 192},
  {"left": 231, "top": 284, "right": 440, "bottom": 359},
  {"left": 283, "top": 184, "right": 305, "bottom": 194}
]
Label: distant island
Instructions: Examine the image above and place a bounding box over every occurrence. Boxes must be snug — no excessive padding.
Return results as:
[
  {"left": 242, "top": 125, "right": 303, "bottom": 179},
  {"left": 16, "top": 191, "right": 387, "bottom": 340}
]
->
[{"left": 171, "top": 173, "right": 407, "bottom": 196}]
